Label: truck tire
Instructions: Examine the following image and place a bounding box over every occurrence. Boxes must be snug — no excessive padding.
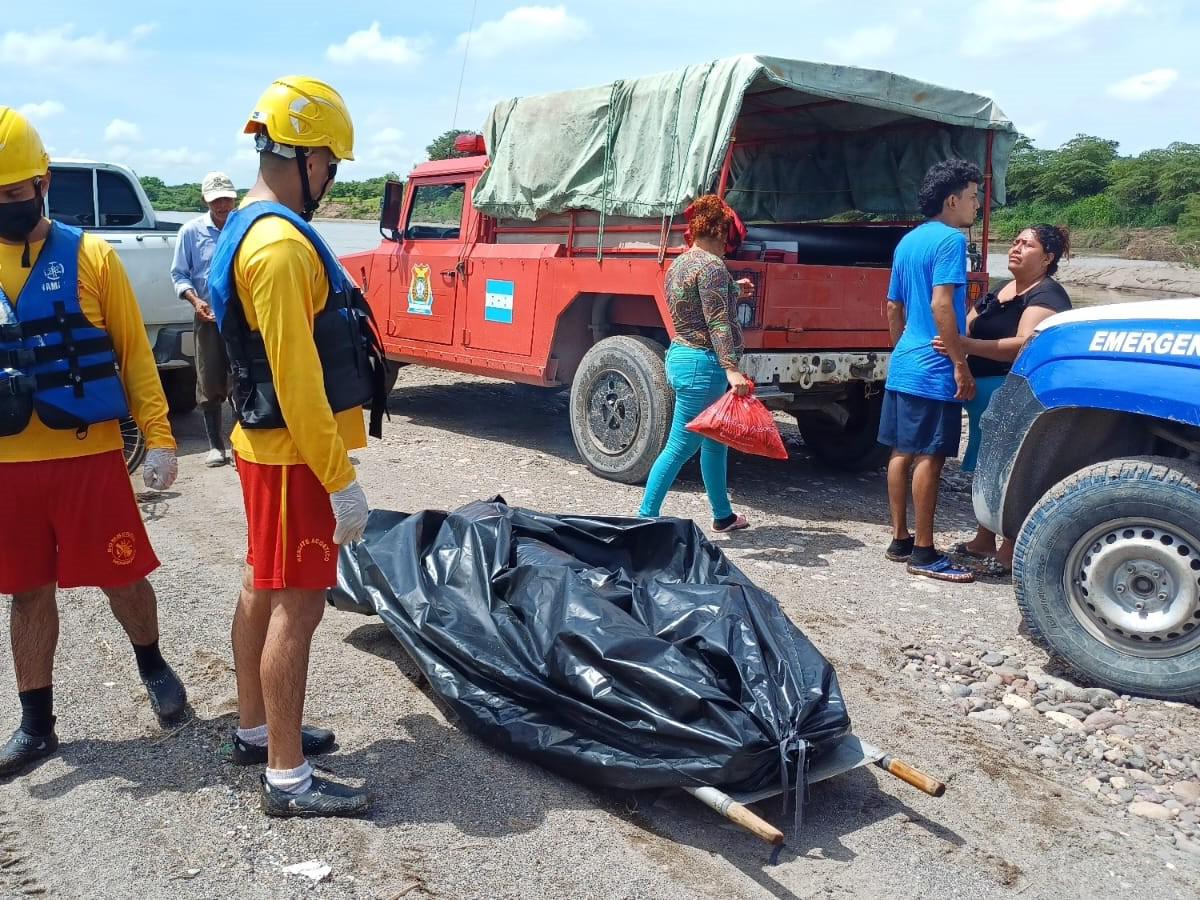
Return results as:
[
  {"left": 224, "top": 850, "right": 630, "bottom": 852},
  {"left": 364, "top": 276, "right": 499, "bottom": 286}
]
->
[
  {"left": 796, "top": 390, "right": 889, "bottom": 471},
  {"left": 121, "top": 416, "right": 147, "bottom": 475},
  {"left": 569, "top": 336, "right": 671, "bottom": 485},
  {"left": 160, "top": 367, "right": 198, "bottom": 414},
  {"left": 1013, "top": 456, "right": 1200, "bottom": 702}
]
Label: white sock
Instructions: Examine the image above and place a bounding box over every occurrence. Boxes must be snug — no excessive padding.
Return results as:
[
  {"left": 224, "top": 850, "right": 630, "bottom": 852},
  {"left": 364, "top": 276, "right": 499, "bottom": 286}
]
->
[
  {"left": 266, "top": 760, "right": 313, "bottom": 795},
  {"left": 236, "top": 724, "right": 268, "bottom": 747}
]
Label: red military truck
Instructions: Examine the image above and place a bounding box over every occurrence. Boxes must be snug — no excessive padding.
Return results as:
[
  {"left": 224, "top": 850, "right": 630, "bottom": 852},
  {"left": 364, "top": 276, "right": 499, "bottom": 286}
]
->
[{"left": 342, "top": 56, "right": 1016, "bottom": 483}]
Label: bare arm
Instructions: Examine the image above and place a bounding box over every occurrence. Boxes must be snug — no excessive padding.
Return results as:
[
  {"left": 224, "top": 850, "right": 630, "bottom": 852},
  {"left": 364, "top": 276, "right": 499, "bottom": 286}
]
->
[
  {"left": 931, "top": 285, "right": 966, "bottom": 364},
  {"left": 931, "top": 284, "right": 975, "bottom": 401},
  {"left": 886, "top": 301, "right": 905, "bottom": 346},
  {"left": 960, "top": 305, "right": 1057, "bottom": 362}
]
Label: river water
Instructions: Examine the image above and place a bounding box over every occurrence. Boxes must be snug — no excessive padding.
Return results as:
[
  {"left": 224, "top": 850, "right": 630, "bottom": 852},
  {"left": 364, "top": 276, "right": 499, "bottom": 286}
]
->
[{"left": 162, "top": 212, "right": 1158, "bottom": 309}]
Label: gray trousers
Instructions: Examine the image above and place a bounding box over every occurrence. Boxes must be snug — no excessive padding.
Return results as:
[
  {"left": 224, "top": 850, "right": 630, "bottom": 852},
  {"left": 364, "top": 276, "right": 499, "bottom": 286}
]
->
[{"left": 195, "top": 316, "right": 231, "bottom": 411}]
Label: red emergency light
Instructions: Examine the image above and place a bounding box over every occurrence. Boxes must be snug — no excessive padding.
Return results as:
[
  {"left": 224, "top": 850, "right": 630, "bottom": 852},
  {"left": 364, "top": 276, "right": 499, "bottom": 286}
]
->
[{"left": 454, "top": 133, "right": 487, "bottom": 156}]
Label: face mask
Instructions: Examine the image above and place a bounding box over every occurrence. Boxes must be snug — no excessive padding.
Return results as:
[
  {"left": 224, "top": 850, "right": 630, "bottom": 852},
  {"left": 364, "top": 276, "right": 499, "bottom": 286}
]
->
[{"left": 0, "top": 196, "right": 42, "bottom": 242}]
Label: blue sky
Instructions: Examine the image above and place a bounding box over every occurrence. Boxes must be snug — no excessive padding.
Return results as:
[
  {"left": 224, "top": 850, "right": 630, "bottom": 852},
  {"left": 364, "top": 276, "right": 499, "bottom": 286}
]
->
[{"left": 4, "top": 1, "right": 1198, "bottom": 185}]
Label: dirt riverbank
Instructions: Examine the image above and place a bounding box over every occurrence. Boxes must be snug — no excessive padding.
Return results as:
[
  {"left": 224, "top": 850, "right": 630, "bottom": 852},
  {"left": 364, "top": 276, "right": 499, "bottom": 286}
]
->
[{"left": 1, "top": 368, "right": 1197, "bottom": 898}]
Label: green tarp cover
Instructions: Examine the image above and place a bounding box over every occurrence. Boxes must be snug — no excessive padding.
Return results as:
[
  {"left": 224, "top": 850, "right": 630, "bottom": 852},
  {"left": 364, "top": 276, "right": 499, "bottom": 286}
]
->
[{"left": 473, "top": 55, "right": 1016, "bottom": 223}]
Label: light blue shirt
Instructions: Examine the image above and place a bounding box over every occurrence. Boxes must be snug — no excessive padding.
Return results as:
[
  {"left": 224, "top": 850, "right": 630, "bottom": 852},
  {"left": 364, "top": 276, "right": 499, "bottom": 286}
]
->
[
  {"left": 170, "top": 212, "right": 221, "bottom": 302},
  {"left": 884, "top": 221, "right": 968, "bottom": 402}
]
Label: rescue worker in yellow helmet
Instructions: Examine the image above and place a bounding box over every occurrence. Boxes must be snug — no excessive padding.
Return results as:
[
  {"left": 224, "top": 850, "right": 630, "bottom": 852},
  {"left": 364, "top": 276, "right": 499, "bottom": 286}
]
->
[
  {"left": 0, "top": 107, "right": 187, "bottom": 779},
  {"left": 209, "top": 76, "right": 386, "bottom": 818}
]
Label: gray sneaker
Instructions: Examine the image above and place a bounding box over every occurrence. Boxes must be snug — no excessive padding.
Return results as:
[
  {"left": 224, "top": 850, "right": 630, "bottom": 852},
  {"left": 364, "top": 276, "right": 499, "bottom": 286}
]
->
[{"left": 259, "top": 774, "right": 369, "bottom": 818}]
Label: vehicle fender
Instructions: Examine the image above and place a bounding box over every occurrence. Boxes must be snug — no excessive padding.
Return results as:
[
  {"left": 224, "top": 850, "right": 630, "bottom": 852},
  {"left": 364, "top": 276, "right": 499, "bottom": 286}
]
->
[{"left": 1016, "top": 319, "right": 1200, "bottom": 427}]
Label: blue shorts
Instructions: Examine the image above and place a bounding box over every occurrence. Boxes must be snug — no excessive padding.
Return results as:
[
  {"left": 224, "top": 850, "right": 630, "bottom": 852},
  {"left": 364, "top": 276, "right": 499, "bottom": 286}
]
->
[{"left": 878, "top": 389, "right": 962, "bottom": 458}]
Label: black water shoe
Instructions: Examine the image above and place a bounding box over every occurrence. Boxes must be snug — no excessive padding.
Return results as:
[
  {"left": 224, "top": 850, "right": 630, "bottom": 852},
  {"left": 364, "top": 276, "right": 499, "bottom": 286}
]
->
[
  {"left": 140, "top": 664, "right": 189, "bottom": 726},
  {"left": 259, "top": 774, "right": 369, "bottom": 818},
  {"left": 231, "top": 726, "right": 336, "bottom": 765},
  {"left": 0, "top": 725, "right": 58, "bottom": 779}
]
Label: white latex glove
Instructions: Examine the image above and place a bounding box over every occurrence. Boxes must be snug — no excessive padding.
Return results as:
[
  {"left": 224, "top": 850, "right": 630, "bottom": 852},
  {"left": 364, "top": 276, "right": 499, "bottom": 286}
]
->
[
  {"left": 142, "top": 448, "right": 178, "bottom": 490},
  {"left": 330, "top": 480, "right": 370, "bottom": 545}
]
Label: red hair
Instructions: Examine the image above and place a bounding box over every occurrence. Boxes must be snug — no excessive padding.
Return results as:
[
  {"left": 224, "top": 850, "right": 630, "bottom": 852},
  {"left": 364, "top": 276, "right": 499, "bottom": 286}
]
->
[
  {"left": 688, "top": 195, "right": 733, "bottom": 241},
  {"left": 683, "top": 194, "right": 746, "bottom": 252}
]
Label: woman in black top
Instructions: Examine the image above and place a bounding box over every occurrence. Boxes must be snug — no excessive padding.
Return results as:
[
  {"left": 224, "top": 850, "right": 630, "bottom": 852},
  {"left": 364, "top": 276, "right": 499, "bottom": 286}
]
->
[{"left": 935, "top": 224, "right": 1072, "bottom": 575}]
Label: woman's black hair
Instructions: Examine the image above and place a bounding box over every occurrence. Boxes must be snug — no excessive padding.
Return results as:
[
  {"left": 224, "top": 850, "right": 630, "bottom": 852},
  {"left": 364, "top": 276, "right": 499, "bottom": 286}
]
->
[
  {"left": 918, "top": 159, "right": 984, "bottom": 218},
  {"left": 1027, "top": 224, "right": 1071, "bottom": 276}
]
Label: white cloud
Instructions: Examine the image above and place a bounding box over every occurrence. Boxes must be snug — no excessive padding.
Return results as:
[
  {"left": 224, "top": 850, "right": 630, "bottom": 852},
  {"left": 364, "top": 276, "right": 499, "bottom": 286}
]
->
[
  {"left": 1107, "top": 68, "right": 1178, "bottom": 101},
  {"left": 140, "top": 147, "right": 212, "bottom": 168},
  {"left": 326, "top": 22, "right": 422, "bottom": 65},
  {"left": 105, "top": 118, "right": 142, "bottom": 143},
  {"left": 373, "top": 127, "right": 405, "bottom": 145},
  {"left": 18, "top": 100, "right": 65, "bottom": 120},
  {"left": 1022, "top": 120, "right": 1048, "bottom": 141},
  {"left": 0, "top": 23, "right": 153, "bottom": 66},
  {"left": 456, "top": 5, "right": 588, "bottom": 59},
  {"left": 966, "top": 0, "right": 1134, "bottom": 55},
  {"left": 824, "top": 25, "right": 897, "bottom": 62}
]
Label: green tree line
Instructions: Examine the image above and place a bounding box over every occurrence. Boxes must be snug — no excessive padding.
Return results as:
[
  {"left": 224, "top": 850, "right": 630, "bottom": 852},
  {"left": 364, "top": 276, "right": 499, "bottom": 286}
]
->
[{"left": 993, "top": 135, "right": 1200, "bottom": 244}]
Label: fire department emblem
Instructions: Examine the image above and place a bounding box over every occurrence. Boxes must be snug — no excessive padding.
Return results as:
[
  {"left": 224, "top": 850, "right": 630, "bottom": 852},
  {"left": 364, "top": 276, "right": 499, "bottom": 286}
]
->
[
  {"left": 407, "top": 264, "right": 433, "bottom": 316},
  {"left": 44, "top": 261, "right": 65, "bottom": 280},
  {"left": 106, "top": 531, "right": 137, "bottom": 566}
]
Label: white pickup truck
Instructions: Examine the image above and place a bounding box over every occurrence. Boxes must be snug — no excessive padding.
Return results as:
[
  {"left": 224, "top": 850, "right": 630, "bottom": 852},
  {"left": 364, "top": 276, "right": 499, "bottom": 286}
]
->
[{"left": 47, "top": 159, "right": 196, "bottom": 418}]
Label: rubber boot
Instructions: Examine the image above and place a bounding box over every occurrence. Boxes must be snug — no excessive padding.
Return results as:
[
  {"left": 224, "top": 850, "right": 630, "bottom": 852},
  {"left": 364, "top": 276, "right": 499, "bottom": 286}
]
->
[
  {"left": 203, "top": 407, "right": 227, "bottom": 467},
  {"left": 203, "top": 407, "right": 225, "bottom": 453}
]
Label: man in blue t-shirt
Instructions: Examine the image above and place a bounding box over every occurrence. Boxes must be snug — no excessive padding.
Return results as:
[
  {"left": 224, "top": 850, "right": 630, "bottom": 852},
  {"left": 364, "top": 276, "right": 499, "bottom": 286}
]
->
[{"left": 878, "top": 159, "right": 981, "bottom": 582}]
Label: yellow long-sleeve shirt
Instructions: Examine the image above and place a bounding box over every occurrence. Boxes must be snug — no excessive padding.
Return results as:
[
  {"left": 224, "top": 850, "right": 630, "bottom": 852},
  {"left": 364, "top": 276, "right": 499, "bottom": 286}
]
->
[
  {"left": 228, "top": 212, "right": 365, "bottom": 493},
  {"left": 0, "top": 230, "right": 175, "bottom": 462}
]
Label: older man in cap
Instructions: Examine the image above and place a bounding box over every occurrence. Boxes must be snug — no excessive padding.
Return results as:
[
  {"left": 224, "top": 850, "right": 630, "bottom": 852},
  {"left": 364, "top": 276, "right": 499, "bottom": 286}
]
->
[{"left": 170, "top": 172, "right": 238, "bottom": 466}]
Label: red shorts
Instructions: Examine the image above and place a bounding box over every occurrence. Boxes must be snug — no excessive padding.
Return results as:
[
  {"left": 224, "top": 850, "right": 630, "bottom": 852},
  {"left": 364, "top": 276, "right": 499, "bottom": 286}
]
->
[
  {"left": 237, "top": 456, "right": 337, "bottom": 590},
  {"left": 0, "top": 450, "right": 160, "bottom": 594}
]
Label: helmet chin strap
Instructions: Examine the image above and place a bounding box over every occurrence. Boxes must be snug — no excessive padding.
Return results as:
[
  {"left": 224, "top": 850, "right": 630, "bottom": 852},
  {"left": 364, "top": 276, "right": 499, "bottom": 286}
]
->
[{"left": 294, "top": 147, "right": 320, "bottom": 222}]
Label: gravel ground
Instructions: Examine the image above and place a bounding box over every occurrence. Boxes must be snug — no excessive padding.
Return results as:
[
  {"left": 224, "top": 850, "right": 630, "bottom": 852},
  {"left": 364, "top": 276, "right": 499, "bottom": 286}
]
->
[{"left": 1, "top": 366, "right": 1198, "bottom": 899}]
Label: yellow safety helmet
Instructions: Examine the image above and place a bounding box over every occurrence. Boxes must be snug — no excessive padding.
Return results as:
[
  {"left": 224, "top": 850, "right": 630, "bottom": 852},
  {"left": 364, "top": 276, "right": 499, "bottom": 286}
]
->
[
  {"left": 243, "top": 76, "right": 355, "bottom": 161},
  {"left": 0, "top": 106, "right": 51, "bottom": 187}
]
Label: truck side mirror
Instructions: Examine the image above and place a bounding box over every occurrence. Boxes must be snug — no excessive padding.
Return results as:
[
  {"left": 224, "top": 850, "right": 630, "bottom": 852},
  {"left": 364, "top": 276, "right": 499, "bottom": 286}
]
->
[{"left": 380, "top": 179, "right": 405, "bottom": 241}]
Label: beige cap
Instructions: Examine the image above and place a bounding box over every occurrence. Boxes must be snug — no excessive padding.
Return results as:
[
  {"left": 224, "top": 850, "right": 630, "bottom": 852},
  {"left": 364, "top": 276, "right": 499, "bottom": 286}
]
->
[{"left": 201, "top": 171, "right": 236, "bottom": 202}]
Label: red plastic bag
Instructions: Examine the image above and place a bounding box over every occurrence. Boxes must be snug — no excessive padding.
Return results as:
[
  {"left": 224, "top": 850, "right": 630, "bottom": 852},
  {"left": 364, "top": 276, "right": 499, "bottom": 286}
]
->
[{"left": 685, "top": 388, "right": 788, "bottom": 459}]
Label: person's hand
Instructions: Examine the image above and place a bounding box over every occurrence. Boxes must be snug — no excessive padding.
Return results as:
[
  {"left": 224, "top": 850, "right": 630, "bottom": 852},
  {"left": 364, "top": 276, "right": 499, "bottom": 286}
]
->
[
  {"left": 954, "top": 362, "right": 977, "bottom": 402},
  {"left": 931, "top": 336, "right": 947, "bottom": 356},
  {"left": 330, "top": 481, "right": 370, "bottom": 545},
  {"left": 736, "top": 277, "right": 754, "bottom": 298},
  {"left": 142, "top": 448, "right": 178, "bottom": 490},
  {"left": 726, "top": 369, "right": 753, "bottom": 397},
  {"left": 193, "top": 299, "right": 216, "bottom": 323}
]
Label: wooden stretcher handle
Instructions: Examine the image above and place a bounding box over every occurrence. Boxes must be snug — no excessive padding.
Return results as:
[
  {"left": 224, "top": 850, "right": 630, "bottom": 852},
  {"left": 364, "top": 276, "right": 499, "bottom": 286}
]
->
[
  {"left": 876, "top": 756, "right": 946, "bottom": 797},
  {"left": 723, "top": 798, "right": 785, "bottom": 845},
  {"left": 683, "top": 786, "right": 785, "bottom": 845}
]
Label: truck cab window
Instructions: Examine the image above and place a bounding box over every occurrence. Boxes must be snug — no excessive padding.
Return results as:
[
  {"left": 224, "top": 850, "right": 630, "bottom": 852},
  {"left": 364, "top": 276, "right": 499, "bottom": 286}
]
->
[
  {"left": 47, "top": 167, "right": 95, "bottom": 227},
  {"left": 406, "top": 183, "right": 465, "bottom": 240},
  {"left": 97, "top": 170, "right": 146, "bottom": 227}
]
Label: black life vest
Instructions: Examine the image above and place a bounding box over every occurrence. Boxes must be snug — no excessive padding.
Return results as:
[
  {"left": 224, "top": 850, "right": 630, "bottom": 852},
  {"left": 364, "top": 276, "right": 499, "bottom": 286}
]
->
[{"left": 208, "top": 201, "right": 385, "bottom": 437}]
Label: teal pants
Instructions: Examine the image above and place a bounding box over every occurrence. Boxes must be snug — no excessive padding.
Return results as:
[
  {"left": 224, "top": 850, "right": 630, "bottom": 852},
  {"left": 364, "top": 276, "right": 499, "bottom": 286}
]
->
[
  {"left": 638, "top": 343, "right": 733, "bottom": 521},
  {"left": 962, "top": 375, "right": 1006, "bottom": 473}
]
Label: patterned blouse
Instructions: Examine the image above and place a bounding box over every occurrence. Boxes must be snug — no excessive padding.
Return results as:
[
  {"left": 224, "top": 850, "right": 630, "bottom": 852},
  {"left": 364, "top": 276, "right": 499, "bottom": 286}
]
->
[{"left": 665, "top": 247, "right": 744, "bottom": 369}]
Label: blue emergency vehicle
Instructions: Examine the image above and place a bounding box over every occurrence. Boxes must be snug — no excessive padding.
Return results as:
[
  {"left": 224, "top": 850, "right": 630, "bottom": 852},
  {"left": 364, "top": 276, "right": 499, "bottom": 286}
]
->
[{"left": 974, "top": 298, "right": 1200, "bottom": 701}]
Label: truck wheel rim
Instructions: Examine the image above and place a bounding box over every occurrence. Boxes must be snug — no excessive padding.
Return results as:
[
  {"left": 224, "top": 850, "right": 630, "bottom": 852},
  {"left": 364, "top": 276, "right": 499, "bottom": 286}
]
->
[
  {"left": 585, "top": 368, "right": 640, "bottom": 456},
  {"left": 1065, "top": 518, "right": 1200, "bottom": 658}
]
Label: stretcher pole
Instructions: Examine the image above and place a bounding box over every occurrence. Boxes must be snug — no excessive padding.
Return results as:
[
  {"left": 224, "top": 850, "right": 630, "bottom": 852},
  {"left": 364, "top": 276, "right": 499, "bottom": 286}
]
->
[
  {"left": 873, "top": 754, "right": 946, "bottom": 797},
  {"left": 683, "top": 785, "right": 784, "bottom": 846}
]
